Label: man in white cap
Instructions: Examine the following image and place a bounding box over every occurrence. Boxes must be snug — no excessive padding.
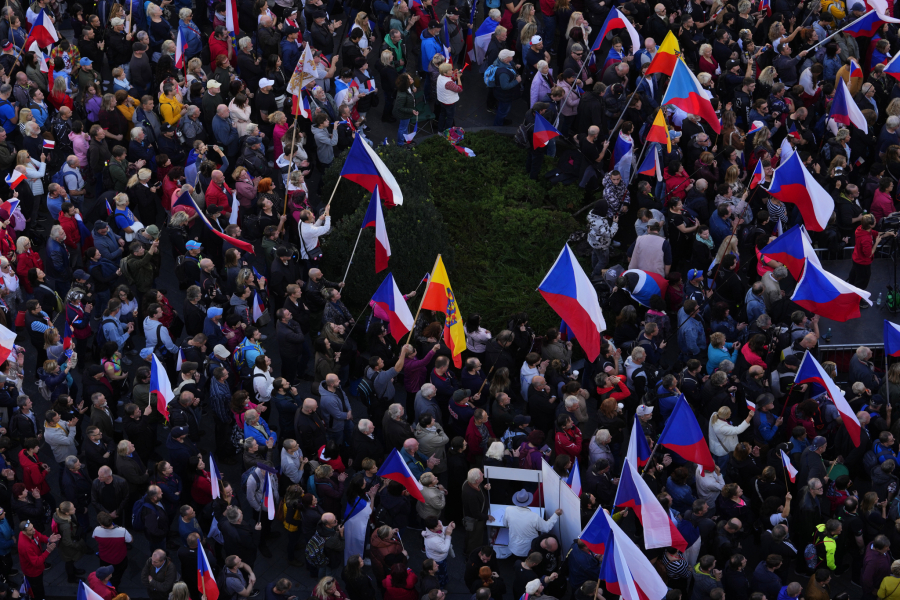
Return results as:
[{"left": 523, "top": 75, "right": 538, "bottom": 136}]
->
[
  {"left": 523, "top": 36, "right": 549, "bottom": 87},
  {"left": 201, "top": 80, "right": 225, "bottom": 132},
  {"left": 256, "top": 78, "right": 278, "bottom": 124},
  {"left": 491, "top": 49, "right": 521, "bottom": 127},
  {"left": 506, "top": 489, "right": 561, "bottom": 558}
]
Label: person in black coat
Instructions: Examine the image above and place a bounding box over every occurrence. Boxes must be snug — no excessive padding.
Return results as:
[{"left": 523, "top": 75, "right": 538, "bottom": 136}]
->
[
  {"left": 527, "top": 377, "right": 556, "bottom": 436},
  {"left": 83, "top": 426, "right": 116, "bottom": 479},
  {"left": 61, "top": 460, "right": 92, "bottom": 530},
  {"left": 294, "top": 399, "right": 327, "bottom": 459},
  {"left": 220, "top": 505, "right": 262, "bottom": 566},
  {"left": 177, "top": 535, "right": 204, "bottom": 600},
  {"left": 276, "top": 309, "right": 306, "bottom": 385},
  {"left": 484, "top": 335, "right": 517, "bottom": 381},
  {"left": 351, "top": 421, "right": 385, "bottom": 468},
  {"left": 269, "top": 249, "right": 302, "bottom": 308},
  {"left": 183, "top": 289, "right": 206, "bottom": 338},
  {"left": 122, "top": 403, "right": 156, "bottom": 464}
]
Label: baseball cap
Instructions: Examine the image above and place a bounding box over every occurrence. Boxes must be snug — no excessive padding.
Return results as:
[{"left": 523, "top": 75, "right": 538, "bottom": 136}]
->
[
  {"left": 531, "top": 35, "right": 542, "bottom": 45},
  {"left": 810, "top": 436, "right": 827, "bottom": 450},
  {"left": 688, "top": 268, "right": 702, "bottom": 281},
  {"left": 185, "top": 240, "right": 202, "bottom": 250},
  {"left": 259, "top": 78, "right": 275, "bottom": 89},
  {"left": 276, "top": 246, "right": 292, "bottom": 258},
  {"left": 161, "top": 123, "right": 174, "bottom": 133},
  {"left": 172, "top": 426, "right": 189, "bottom": 438},
  {"left": 207, "top": 306, "right": 223, "bottom": 319},
  {"left": 726, "top": 59, "right": 740, "bottom": 70},
  {"left": 284, "top": 26, "right": 300, "bottom": 35},
  {"left": 94, "top": 220, "right": 109, "bottom": 231},
  {"left": 452, "top": 389, "right": 471, "bottom": 403},
  {"left": 513, "top": 415, "right": 531, "bottom": 426},
  {"left": 79, "top": 57, "right": 92, "bottom": 66},
  {"left": 428, "top": 19, "right": 441, "bottom": 29},
  {"left": 207, "top": 80, "right": 222, "bottom": 89},
  {"left": 636, "top": 405, "right": 654, "bottom": 416},
  {"left": 73, "top": 269, "right": 89, "bottom": 280},
  {"left": 0, "top": 42, "right": 11, "bottom": 51},
  {"left": 214, "top": 344, "right": 230, "bottom": 359},
  {"left": 498, "top": 49, "right": 515, "bottom": 60},
  {"left": 447, "top": 6, "right": 460, "bottom": 14},
  {"left": 96, "top": 566, "right": 114, "bottom": 579},
  {"left": 145, "top": 225, "right": 160, "bottom": 239},
  {"left": 246, "top": 136, "right": 261, "bottom": 146}
]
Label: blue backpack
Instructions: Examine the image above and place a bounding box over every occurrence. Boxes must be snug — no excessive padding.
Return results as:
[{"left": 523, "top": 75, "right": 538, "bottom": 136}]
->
[
  {"left": 94, "top": 317, "right": 118, "bottom": 350},
  {"left": 131, "top": 500, "right": 156, "bottom": 531},
  {"left": 484, "top": 64, "right": 499, "bottom": 87}
]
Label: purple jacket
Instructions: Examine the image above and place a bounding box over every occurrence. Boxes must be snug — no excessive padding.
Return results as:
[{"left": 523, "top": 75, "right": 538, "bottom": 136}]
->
[
  {"left": 402, "top": 349, "right": 436, "bottom": 393},
  {"left": 862, "top": 546, "right": 892, "bottom": 595}
]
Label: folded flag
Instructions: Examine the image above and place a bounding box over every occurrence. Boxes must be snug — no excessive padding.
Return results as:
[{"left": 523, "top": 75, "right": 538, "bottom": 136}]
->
[
  {"left": 20, "top": 579, "right": 32, "bottom": 598},
  {"left": 768, "top": 150, "right": 834, "bottom": 231},
  {"left": 208, "top": 454, "right": 222, "bottom": 500},
  {"left": 749, "top": 159, "right": 764, "bottom": 189},
  {"left": 780, "top": 449, "right": 797, "bottom": 483},
  {"left": 615, "top": 457, "right": 687, "bottom": 550},
  {"left": 175, "top": 28, "right": 185, "bottom": 69},
  {"left": 340, "top": 134, "right": 404, "bottom": 206},
  {"left": 566, "top": 457, "right": 582, "bottom": 496},
  {"left": 850, "top": 57, "right": 864, "bottom": 78},
  {"left": 661, "top": 58, "right": 721, "bottom": 133},
  {"left": 637, "top": 146, "right": 663, "bottom": 181},
  {"left": 830, "top": 77, "right": 869, "bottom": 133},
  {"left": 452, "top": 145, "right": 477, "bottom": 157},
  {"left": 538, "top": 244, "right": 606, "bottom": 362},
  {"left": 402, "top": 120, "right": 418, "bottom": 144},
  {"left": 623, "top": 269, "right": 669, "bottom": 307},
  {"left": 657, "top": 395, "right": 715, "bottom": 471},
  {"left": 885, "top": 320, "right": 900, "bottom": 356},
  {"left": 229, "top": 193, "right": 239, "bottom": 226},
  {"left": 646, "top": 109, "right": 671, "bottom": 151},
  {"left": 470, "top": 18, "right": 499, "bottom": 64},
  {"left": 175, "top": 348, "right": 184, "bottom": 371},
  {"left": 795, "top": 351, "right": 861, "bottom": 446},
  {"left": 533, "top": 112, "right": 561, "bottom": 148},
  {"left": 344, "top": 497, "right": 374, "bottom": 563},
  {"left": 5, "top": 171, "right": 25, "bottom": 189},
  {"left": 261, "top": 470, "right": 276, "bottom": 520},
  {"left": 791, "top": 259, "right": 872, "bottom": 321},
  {"left": 611, "top": 131, "right": 633, "bottom": 171},
  {"left": 590, "top": 8, "right": 640, "bottom": 56},
  {"left": 362, "top": 187, "right": 391, "bottom": 272},
  {"left": 42, "top": 139, "right": 54, "bottom": 150},
  {"left": 376, "top": 448, "right": 425, "bottom": 501},
  {"left": 626, "top": 414, "right": 653, "bottom": 468},
  {"left": 371, "top": 272, "right": 414, "bottom": 342},
  {"left": 844, "top": 10, "right": 884, "bottom": 37},
  {"left": 421, "top": 255, "right": 467, "bottom": 367},
  {"left": 292, "top": 90, "right": 311, "bottom": 119},
  {"left": 150, "top": 353, "right": 173, "bottom": 421},
  {"left": 105, "top": 198, "right": 113, "bottom": 216},
  {"left": 646, "top": 31, "right": 679, "bottom": 76},
  {"left": 759, "top": 224, "right": 822, "bottom": 280}
]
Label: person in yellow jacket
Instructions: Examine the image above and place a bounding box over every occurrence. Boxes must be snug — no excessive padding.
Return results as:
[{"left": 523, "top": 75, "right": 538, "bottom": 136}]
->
[
  {"left": 158, "top": 82, "right": 186, "bottom": 127},
  {"left": 814, "top": 520, "right": 842, "bottom": 571},
  {"left": 878, "top": 560, "right": 900, "bottom": 600}
]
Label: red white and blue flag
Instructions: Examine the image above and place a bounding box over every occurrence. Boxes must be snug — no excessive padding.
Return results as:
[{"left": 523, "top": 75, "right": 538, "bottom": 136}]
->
[
  {"left": 759, "top": 224, "right": 821, "bottom": 279},
  {"left": 662, "top": 59, "right": 721, "bottom": 133},
  {"left": 361, "top": 187, "right": 391, "bottom": 272},
  {"left": 746, "top": 398, "right": 756, "bottom": 411},
  {"left": 623, "top": 269, "right": 669, "bottom": 308},
  {"left": 0, "top": 199, "right": 19, "bottom": 217},
  {"left": 402, "top": 120, "right": 418, "bottom": 144},
  {"left": 791, "top": 259, "right": 872, "bottom": 321},
  {"left": 0, "top": 324, "right": 15, "bottom": 367},
  {"left": 175, "top": 28, "right": 186, "bottom": 69},
  {"left": 780, "top": 449, "right": 797, "bottom": 483},
  {"left": 20, "top": 579, "right": 32, "bottom": 598},
  {"left": 78, "top": 582, "right": 103, "bottom": 600},
  {"left": 452, "top": 145, "right": 477, "bottom": 157},
  {"left": 209, "top": 454, "right": 222, "bottom": 499},
  {"left": 150, "top": 353, "right": 173, "bottom": 421},
  {"left": 626, "top": 414, "right": 653, "bottom": 468},
  {"left": 343, "top": 497, "right": 374, "bottom": 563},
  {"left": 5, "top": 170, "right": 25, "bottom": 190},
  {"left": 377, "top": 448, "right": 425, "bottom": 501},
  {"left": 590, "top": 8, "right": 640, "bottom": 55},
  {"left": 759, "top": 0, "right": 772, "bottom": 15},
  {"left": 372, "top": 273, "right": 414, "bottom": 342},
  {"left": 611, "top": 131, "right": 633, "bottom": 172},
  {"left": 885, "top": 51, "right": 900, "bottom": 81},
  {"left": 850, "top": 57, "right": 864, "bottom": 78},
  {"left": 42, "top": 139, "right": 54, "bottom": 150},
  {"left": 830, "top": 77, "right": 869, "bottom": 133},
  {"left": 105, "top": 198, "right": 113, "bottom": 216},
  {"left": 591, "top": 509, "right": 669, "bottom": 600},
  {"left": 339, "top": 135, "right": 404, "bottom": 206},
  {"left": 637, "top": 147, "right": 663, "bottom": 181},
  {"left": 470, "top": 17, "right": 499, "bottom": 64},
  {"left": 251, "top": 289, "right": 266, "bottom": 323},
  {"left": 768, "top": 150, "right": 834, "bottom": 231},
  {"left": 197, "top": 541, "right": 219, "bottom": 600},
  {"left": 533, "top": 112, "right": 561, "bottom": 148},
  {"left": 441, "top": 19, "right": 452, "bottom": 60},
  {"left": 795, "top": 352, "right": 861, "bottom": 446},
  {"left": 844, "top": 10, "right": 884, "bottom": 37},
  {"left": 749, "top": 159, "right": 764, "bottom": 189},
  {"left": 292, "top": 90, "right": 311, "bottom": 120},
  {"left": 565, "top": 457, "right": 582, "bottom": 496},
  {"left": 656, "top": 395, "right": 716, "bottom": 471},
  {"left": 24, "top": 9, "right": 58, "bottom": 49},
  {"left": 885, "top": 320, "right": 900, "bottom": 357},
  {"left": 614, "top": 457, "right": 687, "bottom": 550},
  {"left": 262, "top": 471, "right": 276, "bottom": 520},
  {"left": 538, "top": 245, "right": 606, "bottom": 362},
  {"left": 225, "top": 0, "right": 240, "bottom": 57},
  {"left": 173, "top": 191, "right": 255, "bottom": 253}
]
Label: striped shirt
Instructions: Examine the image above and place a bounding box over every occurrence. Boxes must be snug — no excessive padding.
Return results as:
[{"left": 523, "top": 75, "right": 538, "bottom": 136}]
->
[{"left": 663, "top": 551, "right": 691, "bottom": 580}]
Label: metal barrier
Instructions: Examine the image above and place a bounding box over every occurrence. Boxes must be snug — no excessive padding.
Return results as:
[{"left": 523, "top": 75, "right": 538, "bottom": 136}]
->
[{"left": 818, "top": 343, "right": 887, "bottom": 382}]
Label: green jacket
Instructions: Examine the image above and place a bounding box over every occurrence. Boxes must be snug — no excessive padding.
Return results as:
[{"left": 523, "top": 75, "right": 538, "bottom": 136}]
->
[
  {"left": 815, "top": 523, "right": 838, "bottom": 570},
  {"left": 122, "top": 250, "right": 156, "bottom": 293},
  {"left": 383, "top": 33, "right": 406, "bottom": 72},
  {"left": 393, "top": 89, "right": 417, "bottom": 120},
  {"left": 109, "top": 158, "right": 129, "bottom": 193}
]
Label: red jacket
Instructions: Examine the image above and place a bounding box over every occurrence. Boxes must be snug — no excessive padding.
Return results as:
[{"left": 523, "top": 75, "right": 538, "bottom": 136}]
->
[
  {"left": 88, "top": 572, "right": 117, "bottom": 600},
  {"left": 17, "top": 531, "right": 49, "bottom": 577},
  {"left": 851, "top": 226, "right": 878, "bottom": 266},
  {"left": 58, "top": 213, "right": 81, "bottom": 251},
  {"left": 554, "top": 424, "right": 583, "bottom": 459},
  {"left": 740, "top": 343, "right": 767, "bottom": 369},
  {"left": 464, "top": 418, "right": 495, "bottom": 462},
  {"left": 382, "top": 570, "right": 419, "bottom": 600},
  {"left": 19, "top": 450, "right": 50, "bottom": 495},
  {"left": 209, "top": 34, "right": 233, "bottom": 69},
  {"left": 16, "top": 249, "right": 43, "bottom": 293},
  {"left": 205, "top": 181, "right": 234, "bottom": 215}
]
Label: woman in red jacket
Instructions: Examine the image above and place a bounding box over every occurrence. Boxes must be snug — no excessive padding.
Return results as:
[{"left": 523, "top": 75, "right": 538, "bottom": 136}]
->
[
  {"left": 740, "top": 334, "right": 768, "bottom": 370},
  {"left": 18, "top": 520, "right": 60, "bottom": 600},
  {"left": 19, "top": 439, "right": 50, "bottom": 495},
  {"left": 15, "top": 236, "right": 43, "bottom": 294},
  {"left": 382, "top": 564, "right": 418, "bottom": 600},
  {"left": 57, "top": 203, "right": 83, "bottom": 255},
  {"left": 188, "top": 455, "right": 213, "bottom": 507}
]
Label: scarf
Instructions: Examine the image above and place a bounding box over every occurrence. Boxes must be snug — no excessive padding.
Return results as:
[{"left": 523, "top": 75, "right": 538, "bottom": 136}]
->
[{"left": 695, "top": 233, "right": 714, "bottom": 249}]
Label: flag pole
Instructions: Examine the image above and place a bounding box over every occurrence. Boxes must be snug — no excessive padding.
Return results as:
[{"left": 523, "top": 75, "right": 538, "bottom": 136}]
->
[
  {"left": 605, "top": 76, "right": 645, "bottom": 144},
  {"left": 324, "top": 177, "right": 342, "bottom": 210},
  {"left": 342, "top": 228, "right": 364, "bottom": 284},
  {"left": 200, "top": 555, "right": 207, "bottom": 600},
  {"left": 628, "top": 139, "right": 650, "bottom": 186},
  {"left": 342, "top": 303, "right": 371, "bottom": 341},
  {"left": 782, "top": 463, "right": 789, "bottom": 489},
  {"left": 404, "top": 255, "right": 441, "bottom": 346},
  {"left": 284, "top": 105, "right": 301, "bottom": 215}
]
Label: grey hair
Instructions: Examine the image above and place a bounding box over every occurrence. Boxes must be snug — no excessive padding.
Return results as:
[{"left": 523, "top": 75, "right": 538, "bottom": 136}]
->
[
  {"left": 357, "top": 419, "right": 372, "bottom": 433},
  {"left": 631, "top": 346, "right": 646, "bottom": 361},
  {"left": 239, "top": 36, "right": 252, "bottom": 50},
  {"left": 420, "top": 383, "right": 436, "bottom": 398},
  {"left": 50, "top": 224, "right": 65, "bottom": 239},
  {"left": 856, "top": 346, "right": 871, "bottom": 359},
  {"left": 64, "top": 455, "right": 79, "bottom": 469},
  {"left": 772, "top": 266, "right": 789, "bottom": 280},
  {"left": 388, "top": 403, "right": 403, "bottom": 419},
  {"left": 488, "top": 8, "right": 501, "bottom": 18},
  {"left": 179, "top": 7, "right": 192, "bottom": 18},
  {"left": 243, "top": 437, "right": 257, "bottom": 450},
  {"left": 244, "top": 409, "right": 259, "bottom": 424},
  {"left": 467, "top": 468, "right": 483, "bottom": 485},
  {"left": 420, "top": 472, "right": 436, "bottom": 486},
  {"left": 564, "top": 396, "right": 579, "bottom": 409},
  {"left": 224, "top": 505, "right": 241, "bottom": 523},
  {"left": 756, "top": 314, "right": 772, "bottom": 327},
  {"left": 595, "top": 429, "right": 611, "bottom": 444},
  {"left": 888, "top": 116, "right": 900, "bottom": 129}
]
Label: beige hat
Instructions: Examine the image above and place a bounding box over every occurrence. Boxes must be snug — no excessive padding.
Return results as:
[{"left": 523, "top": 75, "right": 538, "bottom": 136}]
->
[
  {"left": 213, "top": 345, "right": 230, "bottom": 359},
  {"left": 207, "top": 80, "right": 222, "bottom": 89},
  {"left": 110, "top": 17, "right": 124, "bottom": 26}
]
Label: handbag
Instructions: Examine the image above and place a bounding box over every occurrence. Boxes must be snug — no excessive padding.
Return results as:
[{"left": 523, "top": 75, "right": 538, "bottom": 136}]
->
[
  {"left": 255, "top": 309, "right": 272, "bottom": 327},
  {"left": 169, "top": 314, "right": 184, "bottom": 338},
  {"left": 299, "top": 226, "right": 323, "bottom": 260}
]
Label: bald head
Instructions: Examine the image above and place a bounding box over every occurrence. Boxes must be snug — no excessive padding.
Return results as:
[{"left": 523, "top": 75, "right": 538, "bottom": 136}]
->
[
  {"left": 216, "top": 105, "right": 229, "bottom": 117},
  {"left": 532, "top": 376, "right": 546, "bottom": 388}
]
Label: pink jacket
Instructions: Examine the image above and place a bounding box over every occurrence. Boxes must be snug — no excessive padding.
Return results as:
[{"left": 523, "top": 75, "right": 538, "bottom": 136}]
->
[{"left": 872, "top": 189, "right": 896, "bottom": 224}]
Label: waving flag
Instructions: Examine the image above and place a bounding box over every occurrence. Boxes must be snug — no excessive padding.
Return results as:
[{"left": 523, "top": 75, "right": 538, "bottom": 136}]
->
[
  {"left": 533, "top": 112, "right": 561, "bottom": 148},
  {"left": 646, "top": 31, "right": 679, "bottom": 76},
  {"left": 626, "top": 414, "right": 653, "bottom": 467},
  {"left": 292, "top": 90, "right": 311, "bottom": 119},
  {"left": 662, "top": 59, "right": 720, "bottom": 133},
  {"left": 470, "top": 18, "right": 499, "bottom": 63},
  {"left": 209, "top": 454, "right": 222, "bottom": 499},
  {"left": 623, "top": 269, "right": 669, "bottom": 307},
  {"left": 746, "top": 398, "right": 756, "bottom": 411},
  {"left": 796, "top": 352, "right": 861, "bottom": 446},
  {"left": 441, "top": 19, "right": 452, "bottom": 60},
  {"left": 173, "top": 192, "right": 255, "bottom": 253},
  {"left": 251, "top": 289, "right": 266, "bottom": 323},
  {"left": 845, "top": 10, "right": 885, "bottom": 36},
  {"left": 637, "top": 146, "right": 662, "bottom": 181},
  {"left": 224, "top": 0, "right": 240, "bottom": 57},
  {"left": 611, "top": 131, "right": 633, "bottom": 172},
  {"left": 768, "top": 151, "right": 834, "bottom": 231},
  {"left": 372, "top": 273, "right": 414, "bottom": 341},
  {"left": 78, "top": 582, "right": 104, "bottom": 600},
  {"left": 344, "top": 497, "right": 374, "bottom": 562},
  {"left": 150, "top": 353, "right": 173, "bottom": 421},
  {"left": 646, "top": 109, "right": 671, "bottom": 151},
  {"left": 746, "top": 120, "right": 766, "bottom": 138},
  {"left": 538, "top": 245, "right": 606, "bottom": 362},
  {"left": 595, "top": 510, "right": 669, "bottom": 600},
  {"left": 791, "top": 259, "right": 871, "bottom": 321},
  {"left": 615, "top": 458, "right": 687, "bottom": 550},
  {"left": 759, "top": 0, "right": 772, "bottom": 15},
  {"left": 886, "top": 52, "right": 900, "bottom": 81},
  {"left": 24, "top": 9, "right": 58, "bottom": 48},
  {"left": 760, "top": 224, "right": 821, "bottom": 279},
  {"left": 580, "top": 503, "right": 612, "bottom": 554},
  {"left": 340, "top": 135, "right": 404, "bottom": 206},
  {"left": 0, "top": 324, "right": 15, "bottom": 366},
  {"left": 421, "top": 255, "right": 466, "bottom": 366},
  {"left": 175, "top": 28, "right": 185, "bottom": 69},
  {"left": 5, "top": 170, "right": 25, "bottom": 189},
  {"left": 866, "top": 0, "right": 900, "bottom": 22},
  {"left": 566, "top": 457, "right": 582, "bottom": 496},
  {"left": 197, "top": 542, "right": 219, "bottom": 600},
  {"left": 657, "top": 395, "right": 715, "bottom": 471},
  {"left": 377, "top": 448, "right": 425, "bottom": 501},
  {"left": 830, "top": 78, "right": 869, "bottom": 133},
  {"left": 361, "top": 188, "right": 391, "bottom": 272},
  {"left": 42, "top": 140, "right": 54, "bottom": 150},
  {"left": 0, "top": 199, "right": 19, "bottom": 217},
  {"left": 850, "top": 57, "right": 864, "bottom": 78},
  {"left": 287, "top": 43, "right": 317, "bottom": 99},
  {"left": 590, "top": 8, "right": 640, "bottom": 55},
  {"left": 748, "top": 159, "right": 764, "bottom": 189},
  {"left": 780, "top": 449, "right": 798, "bottom": 483},
  {"left": 886, "top": 320, "right": 900, "bottom": 356}
]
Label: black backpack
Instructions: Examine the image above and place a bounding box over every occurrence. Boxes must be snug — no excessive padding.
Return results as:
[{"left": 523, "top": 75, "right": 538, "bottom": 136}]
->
[
  {"left": 241, "top": 214, "right": 262, "bottom": 242},
  {"left": 94, "top": 317, "right": 118, "bottom": 349}
]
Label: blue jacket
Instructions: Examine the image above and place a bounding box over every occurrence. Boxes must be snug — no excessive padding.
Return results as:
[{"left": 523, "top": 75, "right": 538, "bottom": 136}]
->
[
  {"left": 707, "top": 343, "right": 739, "bottom": 374},
  {"left": 657, "top": 387, "right": 679, "bottom": 418},
  {"left": 270, "top": 392, "right": 300, "bottom": 438},
  {"left": 45, "top": 238, "right": 70, "bottom": 281},
  {"left": 244, "top": 417, "right": 277, "bottom": 447},
  {"left": 567, "top": 541, "right": 601, "bottom": 590},
  {"left": 280, "top": 39, "right": 301, "bottom": 77},
  {"left": 203, "top": 318, "right": 227, "bottom": 348},
  {"left": 101, "top": 316, "right": 130, "bottom": 351},
  {"left": 93, "top": 229, "right": 123, "bottom": 262},
  {"left": 754, "top": 411, "right": 779, "bottom": 443},
  {"left": 178, "top": 21, "right": 203, "bottom": 57},
  {"left": 746, "top": 292, "right": 766, "bottom": 325},
  {"left": 212, "top": 115, "right": 240, "bottom": 155},
  {"left": 678, "top": 308, "right": 705, "bottom": 358},
  {"left": 665, "top": 477, "right": 695, "bottom": 513},
  {"left": 420, "top": 31, "right": 442, "bottom": 72},
  {"left": 401, "top": 449, "right": 431, "bottom": 480},
  {"left": 0, "top": 518, "right": 13, "bottom": 555},
  {"left": 709, "top": 210, "right": 732, "bottom": 247}
]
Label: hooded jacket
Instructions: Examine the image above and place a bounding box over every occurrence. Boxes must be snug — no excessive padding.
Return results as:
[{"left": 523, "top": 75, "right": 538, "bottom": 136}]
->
[{"left": 422, "top": 525, "right": 452, "bottom": 561}]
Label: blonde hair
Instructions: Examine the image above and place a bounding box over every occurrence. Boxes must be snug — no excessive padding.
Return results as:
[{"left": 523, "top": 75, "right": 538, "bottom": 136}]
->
[
  {"left": 380, "top": 49, "right": 394, "bottom": 66},
  {"left": 439, "top": 63, "right": 453, "bottom": 75},
  {"left": 712, "top": 406, "right": 732, "bottom": 424},
  {"left": 715, "top": 235, "right": 739, "bottom": 265},
  {"left": 710, "top": 332, "right": 726, "bottom": 348},
  {"left": 267, "top": 111, "right": 286, "bottom": 124},
  {"left": 700, "top": 43, "right": 712, "bottom": 56},
  {"left": 17, "top": 107, "right": 31, "bottom": 123},
  {"left": 759, "top": 66, "right": 778, "bottom": 86},
  {"left": 485, "top": 441, "right": 505, "bottom": 461}
]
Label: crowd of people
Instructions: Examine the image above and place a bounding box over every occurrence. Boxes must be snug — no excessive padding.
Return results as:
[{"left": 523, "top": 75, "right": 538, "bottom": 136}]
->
[{"left": 0, "top": 0, "right": 896, "bottom": 600}]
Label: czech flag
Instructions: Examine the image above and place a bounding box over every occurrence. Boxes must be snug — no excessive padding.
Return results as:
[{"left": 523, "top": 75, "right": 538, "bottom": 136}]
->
[
  {"left": 850, "top": 57, "right": 864, "bottom": 79},
  {"left": 452, "top": 145, "right": 477, "bottom": 157},
  {"left": 646, "top": 31, "right": 679, "bottom": 76},
  {"left": 566, "top": 457, "right": 582, "bottom": 496},
  {"left": 470, "top": 18, "right": 499, "bottom": 64},
  {"left": 5, "top": 170, "right": 25, "bottom": 190},
  {"left": 339, "top": 134, "right": 404, "bottom": 207},
  {"left": 105, "top": 198, "right": 113, "bottom": 216},
  {"left": 830, "top": 77, "right": 869, "bottom": 133},
  {"left": 24, "top": 9, "right": 58, "bottom": 49},
  {"left": 749, "top": 159, "right": 764, "bottom": 189},
  {"left": 759, "top": 0, "right": 772, "bottom": 15},
  {"left": 42, "top": 139, "right": 54, "bottom": 150},
  {"left": 538, "top": 245, "right": 606, "bottom": 362},
  {"left": 611, "top": 131, "right": 633, "bottom": 171},
  {"left": 759, "top": 224, "right": 822, "bottom": 279},
  {"left": 402, "top": 120, "right": 418, "bottom": 144},
  {"left": 845, "top": 10, "right": 883, "bottom": 37},
  {"left": 150, "top": 353, "right": 173, "bottom": 421},
  {"left": 78, "top": 582, "right": 104, "bottom": 600},
  {"left": 646, "top": 109, "right": 671, "bottom": 151},
  {"left": 421, "top": 255, "right": 467, "bottom": 367},
  {"left": 209, "top": 454, "right": 222, "bottom": 499},
  {"left": 768, "top": 151, "right": 834, "bottom": 231},
  {"left": 795, "top": 351, "right": 862, "bottom": 446},
  {"left": 623, "top": 269, "right": 669, "bottom": 307},
  {"left": 866, "top": 0, "right": 900, "bottom": 22},
  {"left": 637, "top": 147, "right": 662, "bottom": 181},
  {"left": 780, "top": 449, "right": 797, "bottom": 483},
  {"left": 173, "top": 191, "right": 255, "bottom": 254},
  {"left": 0, "top": 324, "right": 15, "bottom": 365},
  {"left": 590, "top": 8, "right": 640, "bottom": 56},
  {"left": 580, "top": 502, "right": 612, "bottom": 554},
  {"left": 292, "top": 90, "right": 311, "bottom": 119},
  {"left": 656, "top": 395, "right": 715, "bottom": 471},
  {"left": 0, "top": 199, "right": 19, "bottom": 218},
  {"left": 27, "top": 40, "right": 52, "bottom": 82},
  {"left": 175, "top": 348, "right": 185, "bottom": 371},
  {"left": 251, "top": 289, "right": 266, "bottom": 323},
  {"left": 791, "top": 259, "right": 872, "bottom": 321},
  {"left": 197, "top": 542, "right": 219, "bottom": 600},
  {"left": 594, "top": 510, "right": 669, "bottom": 600},
  {"left": 885, "top": 52, "right": 900, "bottom": 81},
  {"left": 174, "top": 28, "right": 188, "bottom": 69},
  {"left": 746, "top": 398, "right": 756, "bottom": 411},
  {"left": 441, "top": 19, "right": 452, "bottom": 60},
  {"left": 362, "top": 188, "right": 391, "bottom": 272},
  {"left": 746, "top": 120, "right": 766, "bottom": 138},
  {"left": 376, "top": 448, "right": 425, "bottom": 501},
  {"left": 19, "top": 579, "right": 32, "bottom": 598},
  {"left": 661, "top": 58, "right": 721, "bottom": 133},
  {"left": 343, "top": 497, "right": 373, "bottom": 563},
  {"left": 371, "top": 273, "right": 414, "bottom": 342},
  {"left": 625, "top": 414, "right": 653, "bottom": 467},
  {"left": 533, "top": 112, "right": 561, "bottom": 149},
  {"left": 262, "top": 471, "right": 276, "bottom": 520},
  {"left": 615, "top": 457, "right": 687, "bottom": 550},
  {"left": 885, "top": 320, "right": 900, "bottom": 356}
]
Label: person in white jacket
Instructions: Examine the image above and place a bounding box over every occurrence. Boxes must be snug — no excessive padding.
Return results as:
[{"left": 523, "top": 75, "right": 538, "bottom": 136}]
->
[
  {"left": 708, "top": 406, "right": 754, "bottom": 466},
  {"left": 44, "top": 410, "right": 78, "bottom": 466},
  {"left": 506, "top": 489, "right": 561, "bottom": 558},
  {"left": 695, "top": 464, "right": 726, "bottom": 510},
  {"left": 422, "top": 516, "right": 455, "bottom": 587}
]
